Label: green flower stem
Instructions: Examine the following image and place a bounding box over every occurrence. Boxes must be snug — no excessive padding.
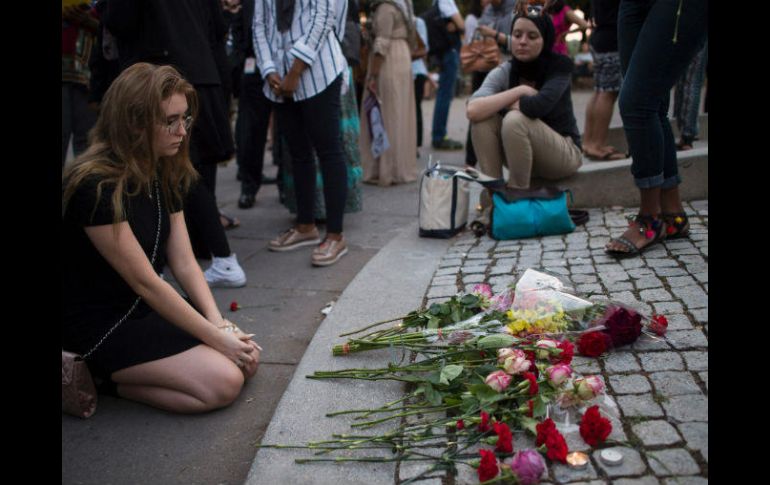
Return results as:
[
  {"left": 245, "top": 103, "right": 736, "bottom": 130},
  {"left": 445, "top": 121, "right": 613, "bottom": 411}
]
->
[
  {"left": 295, "top": 456, "right": 435, "bottom": 464},
  {"left": 350, "top": 405, "right": 460, "bottom": 428},
  {"left": 338, "top": 316, "right": 407, "bottom": 337}
]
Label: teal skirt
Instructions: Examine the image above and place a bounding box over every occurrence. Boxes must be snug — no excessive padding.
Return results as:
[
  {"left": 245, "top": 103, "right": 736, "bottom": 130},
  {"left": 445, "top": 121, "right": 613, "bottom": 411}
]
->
[{"left": 279, "top": 68, "right": 363, "bottom": 218}]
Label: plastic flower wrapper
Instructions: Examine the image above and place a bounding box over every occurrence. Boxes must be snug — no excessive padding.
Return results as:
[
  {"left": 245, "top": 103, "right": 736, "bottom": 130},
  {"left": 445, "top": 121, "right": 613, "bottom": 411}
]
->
[{"left": 502, "top": 269, "right": 596, "bottom": 337}]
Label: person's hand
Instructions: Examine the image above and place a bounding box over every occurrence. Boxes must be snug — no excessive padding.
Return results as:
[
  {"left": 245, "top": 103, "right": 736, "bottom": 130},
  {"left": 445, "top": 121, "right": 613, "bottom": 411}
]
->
[
  {"left": 213, "top": 324, "right": 258, "bottom": 370},
  {"left": 238, "top": 335, "right": 261, "bottom": 377},
  {"left": 446, "top": 22, "right": 458, "bottom": 33},
  {"left": 279, "top": 71, "right": 301, "bottom": 98},
  {"left": 266, "top": 73, "right": 282, "bottom": 96}
]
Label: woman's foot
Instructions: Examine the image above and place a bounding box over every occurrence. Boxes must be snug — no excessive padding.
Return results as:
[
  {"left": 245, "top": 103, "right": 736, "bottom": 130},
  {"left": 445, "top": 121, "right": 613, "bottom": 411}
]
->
[
  {"left": 605, "top": 214, "right": 666, "bottom": 258},
  {"left": 662, "top": 212, "right": 690, "bottom": 239},
  {"left": 583, "top": 146, "right": 625, "bottom": 161}
]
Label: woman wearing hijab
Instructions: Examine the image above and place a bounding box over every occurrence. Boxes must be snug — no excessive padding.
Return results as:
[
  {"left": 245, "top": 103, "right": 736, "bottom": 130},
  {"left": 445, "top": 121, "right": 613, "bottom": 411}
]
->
[
  {"left": 467, "top": 0, "right": 581, "bottom": 210},
  {"left": 359, "top": 0, "right": 418, "bottom": 186}
]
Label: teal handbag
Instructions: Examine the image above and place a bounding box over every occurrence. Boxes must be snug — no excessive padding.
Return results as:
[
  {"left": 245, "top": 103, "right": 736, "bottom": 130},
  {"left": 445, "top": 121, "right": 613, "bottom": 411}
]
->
[{"left": 490, "top": 187, "right": 578, "bottom": 240}]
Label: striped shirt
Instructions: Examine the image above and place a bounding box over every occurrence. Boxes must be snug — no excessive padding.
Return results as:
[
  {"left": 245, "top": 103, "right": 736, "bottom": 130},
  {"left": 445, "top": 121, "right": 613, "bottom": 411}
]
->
[{"left": 253, "top": 0, "right": 348, "bottom": 102}]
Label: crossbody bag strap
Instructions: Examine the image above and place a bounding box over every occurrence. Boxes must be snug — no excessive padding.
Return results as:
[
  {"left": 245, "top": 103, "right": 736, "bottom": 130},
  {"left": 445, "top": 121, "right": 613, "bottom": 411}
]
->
[{"left": 83, "top": 180, "right": 162, "bottom": 360}]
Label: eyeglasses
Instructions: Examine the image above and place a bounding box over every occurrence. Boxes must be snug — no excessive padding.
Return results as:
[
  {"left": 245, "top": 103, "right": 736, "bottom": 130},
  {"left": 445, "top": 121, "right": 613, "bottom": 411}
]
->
[{"left": 164, "top": 115, "right": 193, "bottom": 134}]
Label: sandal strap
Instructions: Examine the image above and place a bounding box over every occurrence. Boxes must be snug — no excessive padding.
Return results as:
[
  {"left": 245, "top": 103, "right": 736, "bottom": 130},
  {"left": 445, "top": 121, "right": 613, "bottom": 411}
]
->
[
  {"left": 626, "top": 214, "right": 665, "bottom": 240},
  {"left": 606, "top": 236, "right": 639, "bottom": 255}
]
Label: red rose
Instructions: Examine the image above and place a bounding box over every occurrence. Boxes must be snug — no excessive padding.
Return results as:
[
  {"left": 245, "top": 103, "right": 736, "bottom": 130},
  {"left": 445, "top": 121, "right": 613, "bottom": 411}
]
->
[
  {"left": 544, "top": 430, "right": 569, "bottom": 463},
  {"left": 600, "top": 306, "right": 642, "bottom": 347},
  {"left": 479, "top": 411, "right": 491, "bottom": 433},
  {"left": 577, "top": 331, "right": 612, "bottom": 357},
  {"left": 555, "top": 340, "right": 574, "bottom": 365},
  {"left": 527, "top": 400, "right": 534, "bottom": 418},
  {"left": 230, "top": 301, "right": 240, "bottom": 312},
  {"left": 522, "top": 372, "right": 539, "bottom": 396},
  {"left": 493, "top": 422, "right": 513, "bottom": 454},
  {"left": 456, "top": 419, "right": 465, "bottom": 430},
  {"left": 649, "top": 314, "right": 668, "bottom": 336},
  {"left": 535, "top": 418, "right": 557, "bottom": 446},
  {"left": 478, "top": 449, "right": 499, "bottom": 482},
  {"left": 579, "top": 405, "right": 612, "bottom": 447}
]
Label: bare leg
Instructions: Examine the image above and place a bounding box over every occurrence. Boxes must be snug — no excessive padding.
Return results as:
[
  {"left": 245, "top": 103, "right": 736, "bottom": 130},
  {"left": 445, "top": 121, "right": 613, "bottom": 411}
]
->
[
  {"left": 582, "top": 91, "right": 599, "bottom": 154},
  {"left": 594, "top": 91, "right": 621, "bottom": 153},
  {"left": 111, "top": 345, "right": 248, "bottom": 413}
]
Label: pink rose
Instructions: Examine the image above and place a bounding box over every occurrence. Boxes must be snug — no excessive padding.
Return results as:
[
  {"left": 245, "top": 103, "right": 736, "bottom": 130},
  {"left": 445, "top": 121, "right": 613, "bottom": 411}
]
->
[
  {"left": 556, "top": 389, "right": 582, "bottom": 408},
  {"left": 497, "top": 347, "right": 516, "bottom": 363},
  {"left": 574, "top": 376, "right": 605, "bottom": 400},
  {"left": 472, "top": 284, "right": 493, "bottom": 299},
  {"left": 545, "top": 364, "right": 573, "bottom": 387},
  {"left": 485, "top": 370, "right": 513, "bottom": 392},
  {"left": 503, "top": 351, "right": 531, "bottom": 375},
  {"left": 535, "top": 339, "right": 559, "bottom": 360}
]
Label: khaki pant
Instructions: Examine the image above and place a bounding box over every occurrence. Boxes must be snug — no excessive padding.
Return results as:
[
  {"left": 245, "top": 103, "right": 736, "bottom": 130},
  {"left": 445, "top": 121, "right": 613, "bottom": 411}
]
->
[{"left": 471, "top": 111, "right": 582, "bottom": 210}]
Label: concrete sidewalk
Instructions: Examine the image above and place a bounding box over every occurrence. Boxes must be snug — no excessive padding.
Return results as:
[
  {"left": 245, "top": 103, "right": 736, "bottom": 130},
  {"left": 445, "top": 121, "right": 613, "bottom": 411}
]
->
[{"left": 62, "top": 89, "right": 707, "bottom": 485}]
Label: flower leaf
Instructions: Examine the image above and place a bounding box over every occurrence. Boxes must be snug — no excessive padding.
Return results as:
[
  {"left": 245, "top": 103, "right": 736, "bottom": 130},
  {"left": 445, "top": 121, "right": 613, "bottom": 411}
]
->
[
  {"left": 519, "top": 416, "right": 538, "bottom": 434},
  {"left": 439, "top": 364, "right": 464, "bottom": 385},
  {"left": 424, "top": 383, "right": 444, "bottom": 406},
  {"left": 477, "top": 334, "right": 520, "bottom": 349}
]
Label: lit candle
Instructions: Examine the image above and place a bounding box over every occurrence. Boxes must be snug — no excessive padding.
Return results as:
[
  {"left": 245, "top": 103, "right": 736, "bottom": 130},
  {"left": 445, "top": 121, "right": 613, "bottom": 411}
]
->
[{"left": 566, "top": 451, "right": 588, "bottom": 469}]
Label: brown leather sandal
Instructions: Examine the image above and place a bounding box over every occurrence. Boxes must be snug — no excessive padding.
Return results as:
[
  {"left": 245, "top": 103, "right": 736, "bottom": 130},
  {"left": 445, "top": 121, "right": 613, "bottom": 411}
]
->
[
  {"left": 662, "top": 212, "right": 690, "bottom": 240},
  {"left": 605, "top": 214, "right": 666, "bottom": 259}
]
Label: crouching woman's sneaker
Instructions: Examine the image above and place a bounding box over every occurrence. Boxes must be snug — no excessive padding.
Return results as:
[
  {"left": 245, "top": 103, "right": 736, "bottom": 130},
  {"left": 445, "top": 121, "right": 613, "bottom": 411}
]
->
[{"left": 204, "top": 253, "right": 247, "bottom": 288}]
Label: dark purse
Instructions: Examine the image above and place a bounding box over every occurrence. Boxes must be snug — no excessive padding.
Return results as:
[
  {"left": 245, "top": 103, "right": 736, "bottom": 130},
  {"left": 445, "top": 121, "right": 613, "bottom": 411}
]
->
[{"left": 62, "top": 181, "right": 162, "bottom": 418}]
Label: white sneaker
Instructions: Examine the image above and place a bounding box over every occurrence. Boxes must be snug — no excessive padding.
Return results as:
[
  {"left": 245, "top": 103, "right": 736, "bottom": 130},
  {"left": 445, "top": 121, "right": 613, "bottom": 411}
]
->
[{"left": 204, "top": 253, "right": 247, "bottom": 288}]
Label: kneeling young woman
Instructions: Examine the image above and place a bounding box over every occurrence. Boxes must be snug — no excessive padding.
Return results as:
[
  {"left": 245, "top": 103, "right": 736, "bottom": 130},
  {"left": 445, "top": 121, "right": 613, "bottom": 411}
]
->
[
  {"left": 466, "top": 1, "right": 582, "bottom": 210},
  {"left": 62, "top": 63, "right": 261, "bottom": 414}
]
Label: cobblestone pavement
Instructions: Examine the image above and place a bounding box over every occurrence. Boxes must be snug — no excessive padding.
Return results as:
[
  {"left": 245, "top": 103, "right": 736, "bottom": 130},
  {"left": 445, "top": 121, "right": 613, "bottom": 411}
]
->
[{"left": 401, "top": 200, "right": 708, "bottom": 485}]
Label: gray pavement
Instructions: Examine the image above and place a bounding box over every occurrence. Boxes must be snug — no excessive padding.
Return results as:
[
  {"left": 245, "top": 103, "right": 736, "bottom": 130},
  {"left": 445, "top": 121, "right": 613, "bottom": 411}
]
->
[{"left": 62, "top": 87, "right": 707, "bottom": 484}]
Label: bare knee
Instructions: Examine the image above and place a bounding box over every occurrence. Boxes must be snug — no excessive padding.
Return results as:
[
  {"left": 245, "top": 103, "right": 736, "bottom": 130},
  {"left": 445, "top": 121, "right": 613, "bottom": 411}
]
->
[{"left": 201, "top": 364, "right": 245, "bottom": 410}]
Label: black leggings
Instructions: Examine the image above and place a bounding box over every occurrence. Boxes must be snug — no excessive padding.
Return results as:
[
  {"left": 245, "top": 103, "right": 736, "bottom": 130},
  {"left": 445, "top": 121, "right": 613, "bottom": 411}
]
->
[
  {"left": 274, "top": 76, "right": 347, "bottom": 234},
  {"left": 184, "top": 143, "right": 231, "bottom": 258}
]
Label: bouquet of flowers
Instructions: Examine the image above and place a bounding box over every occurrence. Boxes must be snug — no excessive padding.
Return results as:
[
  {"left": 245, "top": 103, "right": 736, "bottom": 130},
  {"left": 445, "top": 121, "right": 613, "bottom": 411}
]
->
[{"left": 259, "top": 269, "right": 667, "bottom": 484}]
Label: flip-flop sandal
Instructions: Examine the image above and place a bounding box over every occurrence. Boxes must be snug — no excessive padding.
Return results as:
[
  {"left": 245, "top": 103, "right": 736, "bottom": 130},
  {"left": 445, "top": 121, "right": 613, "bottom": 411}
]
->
[
  {"left": 662, "top": 212, "right": 690, "bottom": 239},
  {"left": 220, "top": 213, "right": 241, "bottom": 230},
  {"left": 584, "top": 150, "right": 626, "bottom": 161},
  {"left": 605, "top": 214, "right": 665, "bottom": 259}
]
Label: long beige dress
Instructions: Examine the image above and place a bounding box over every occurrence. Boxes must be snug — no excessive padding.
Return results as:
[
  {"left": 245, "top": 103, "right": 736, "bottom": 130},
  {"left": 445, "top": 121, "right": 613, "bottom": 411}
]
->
[{"left": 360, "top": 3, "right": 417, "bottom": 186}]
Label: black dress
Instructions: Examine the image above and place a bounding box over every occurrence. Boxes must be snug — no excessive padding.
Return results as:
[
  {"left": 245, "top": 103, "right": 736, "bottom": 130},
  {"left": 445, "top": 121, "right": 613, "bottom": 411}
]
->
[{"left": 61, "top": 177, "right": 201, "bottom": 379}]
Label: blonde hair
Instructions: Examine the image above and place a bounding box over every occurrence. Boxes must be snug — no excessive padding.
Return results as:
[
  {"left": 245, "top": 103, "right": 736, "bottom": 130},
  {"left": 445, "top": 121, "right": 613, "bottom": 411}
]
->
[{"left": 62, "top": 63, "right": 199, "bottom": 224}]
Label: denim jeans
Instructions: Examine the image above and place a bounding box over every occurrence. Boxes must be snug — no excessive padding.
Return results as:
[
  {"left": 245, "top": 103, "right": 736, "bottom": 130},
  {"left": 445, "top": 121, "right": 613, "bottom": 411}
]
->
[
  {"left": 431, "top": 48, "right": 459, "bottom": 144},
  {"left": 617, "top": 0, "right": 708, "bottom": 189},
  {"left": 275, "top": 76, "right": 347, "bottom": 234},
  {"left": 236, "top": 71, "right": 273, "bottom": 197}
]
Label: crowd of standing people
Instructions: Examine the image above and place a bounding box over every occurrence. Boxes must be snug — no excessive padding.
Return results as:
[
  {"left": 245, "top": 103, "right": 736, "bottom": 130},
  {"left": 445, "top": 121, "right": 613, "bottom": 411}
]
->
[{"left": 62, "top": 0, "right": 707, "bottom": 414}]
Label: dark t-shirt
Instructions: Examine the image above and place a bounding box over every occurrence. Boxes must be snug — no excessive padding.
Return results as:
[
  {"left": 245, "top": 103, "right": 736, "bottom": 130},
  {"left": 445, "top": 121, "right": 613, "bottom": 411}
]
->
[
  {"left": 590, "top": 0, "right": 620, "bottom": 53},
  {"left": 61, "top": 176, "right": 178, "bottom": 349}
]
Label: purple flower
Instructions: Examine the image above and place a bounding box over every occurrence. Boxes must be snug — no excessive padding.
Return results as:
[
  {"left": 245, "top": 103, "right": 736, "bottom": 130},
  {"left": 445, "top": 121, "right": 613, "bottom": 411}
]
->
[
  {"left": 490, "top": 289, "right": 515, "bottom": 311},
  {"left": 508, "top": 449, "right": 546, "bottom": 485}
]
